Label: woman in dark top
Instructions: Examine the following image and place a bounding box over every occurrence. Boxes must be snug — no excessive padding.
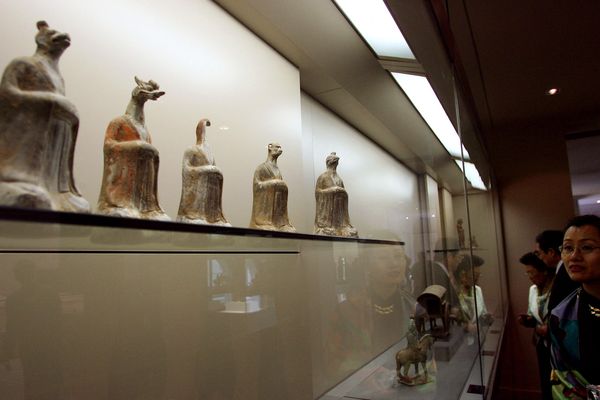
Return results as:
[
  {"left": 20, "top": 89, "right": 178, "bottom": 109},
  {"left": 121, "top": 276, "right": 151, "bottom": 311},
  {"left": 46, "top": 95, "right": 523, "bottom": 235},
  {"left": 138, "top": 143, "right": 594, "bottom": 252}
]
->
[{"left": 549, "top": 214, "right": 600, "bottom": 397}]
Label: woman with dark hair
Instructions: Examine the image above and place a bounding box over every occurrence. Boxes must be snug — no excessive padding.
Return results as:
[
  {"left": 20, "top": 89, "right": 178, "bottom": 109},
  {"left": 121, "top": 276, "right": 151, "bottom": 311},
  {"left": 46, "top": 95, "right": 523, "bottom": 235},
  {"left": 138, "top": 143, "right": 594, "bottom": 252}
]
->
[
  {"left": 517, "top": 252, "right": 555, "bottom": 400},
  {"left": 549, "top": 214, "right": 600, "bottom": 398},
  {"left": 453, "top": 254, "right": 492, "bottom": 333}
]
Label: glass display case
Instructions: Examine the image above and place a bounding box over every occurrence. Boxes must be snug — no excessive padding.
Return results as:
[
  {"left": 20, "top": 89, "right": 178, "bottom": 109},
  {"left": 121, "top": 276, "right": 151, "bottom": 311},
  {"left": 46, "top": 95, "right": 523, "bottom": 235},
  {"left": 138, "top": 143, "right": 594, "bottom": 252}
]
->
[
  {"left": 0, "top": 0, "right": 508, "bottom": 399},
  {"left": 0, "top": 208, "right": 409, "bottom": 400}
]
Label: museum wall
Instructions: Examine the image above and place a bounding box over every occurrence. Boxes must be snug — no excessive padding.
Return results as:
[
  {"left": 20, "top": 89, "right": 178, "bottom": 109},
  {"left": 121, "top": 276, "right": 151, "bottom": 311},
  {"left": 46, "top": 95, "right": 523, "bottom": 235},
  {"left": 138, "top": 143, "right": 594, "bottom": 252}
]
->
[{"left": 489, "top": 122, "right": 575, "bottom": 399}]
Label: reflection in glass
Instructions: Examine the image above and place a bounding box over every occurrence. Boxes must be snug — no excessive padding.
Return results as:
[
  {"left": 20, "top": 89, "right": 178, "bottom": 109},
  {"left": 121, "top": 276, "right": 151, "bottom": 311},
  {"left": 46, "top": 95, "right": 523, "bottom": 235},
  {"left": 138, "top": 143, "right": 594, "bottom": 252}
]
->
[
  {"left": 107, "top": 261, "right": 167, "bottom": 400},
  {"left": 411, "top": 238, "right": 462, "bottom": 307},
  {"left": 196, "top": 255, "right": 299, "bottom": 400},
  {"left": 2, "top": 261, "right": 62, "bottom": 400},
  {"left": 326, "top": 245, "right": 414, "bottom": 378},
  {"left": 454, "top": 255, "right": 493, "bottom": 336}
]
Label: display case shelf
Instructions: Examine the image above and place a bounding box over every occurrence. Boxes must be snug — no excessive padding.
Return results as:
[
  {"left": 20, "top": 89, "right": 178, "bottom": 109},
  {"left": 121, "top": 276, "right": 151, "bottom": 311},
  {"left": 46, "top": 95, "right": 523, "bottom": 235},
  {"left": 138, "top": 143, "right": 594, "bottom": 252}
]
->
[
  {"left": 0, "top": 206, "right": 414, "bottom": 400},
  {"left": 0, "top": 206, "right": 404, "bottom": 250}
]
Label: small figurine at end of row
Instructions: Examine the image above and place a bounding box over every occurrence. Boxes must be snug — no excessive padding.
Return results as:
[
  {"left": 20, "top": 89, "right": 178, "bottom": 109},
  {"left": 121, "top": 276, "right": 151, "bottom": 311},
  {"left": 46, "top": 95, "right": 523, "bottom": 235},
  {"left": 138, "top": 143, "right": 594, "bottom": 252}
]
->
[
  {"left": 314, "top": 152, "right": 358, "bottom": 238},
  {"left": 250, "top": 143, "right": 296, "bottom": 232},
  {"left": 177, "top": 118, "right": 230, "bottom": 226},
  {"left": 0, "top": 21, "right": 90, "bottom": 212},
  {"left": 97, "top": 76, "right": 169, "bottom": 220},
  {"left": 396, "top": 321, "right": 435, "bottom": 386}
]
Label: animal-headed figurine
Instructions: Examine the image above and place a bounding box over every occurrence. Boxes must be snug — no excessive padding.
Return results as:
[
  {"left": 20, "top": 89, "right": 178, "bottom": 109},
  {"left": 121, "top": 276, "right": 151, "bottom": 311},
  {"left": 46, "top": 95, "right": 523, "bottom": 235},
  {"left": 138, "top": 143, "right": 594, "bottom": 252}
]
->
[
  {"left": 97, "top": 76, "right": 169, "bottom": 220},
  {"left": 177, "top": 118, "right": 230, "bottom": 226},
  {"left": 250, "top": 143, "right": 295, "bottom": 232},
  {"left": 0, "top": 21, "right": 89, "bottom": 212}
]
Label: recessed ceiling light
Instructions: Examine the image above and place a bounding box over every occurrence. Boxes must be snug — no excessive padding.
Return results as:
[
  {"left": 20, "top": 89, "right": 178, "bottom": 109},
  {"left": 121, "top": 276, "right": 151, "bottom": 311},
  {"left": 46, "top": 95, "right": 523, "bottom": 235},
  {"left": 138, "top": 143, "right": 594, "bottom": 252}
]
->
[
  {"left": 596, "top": 200, "right": 600, "bottom": 204},
  {"left": 392, "top": 72, "right": 470, "bottom": 159},
  {"left": 455, "top": 160, "right": 487, "bottom": 190},
  {"left": 545, "top": 87, "right": 560, "bottom": 95},
  {"left": 334, "top": 0, "right": 415, "bottom": 59}
]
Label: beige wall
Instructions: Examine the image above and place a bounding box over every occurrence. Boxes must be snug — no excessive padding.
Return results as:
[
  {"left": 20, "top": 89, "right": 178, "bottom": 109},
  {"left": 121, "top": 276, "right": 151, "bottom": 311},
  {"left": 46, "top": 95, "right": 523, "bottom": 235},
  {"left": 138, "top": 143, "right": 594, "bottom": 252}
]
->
[{"left": 491, "top": 122, "right": 574, "bottom": 399}]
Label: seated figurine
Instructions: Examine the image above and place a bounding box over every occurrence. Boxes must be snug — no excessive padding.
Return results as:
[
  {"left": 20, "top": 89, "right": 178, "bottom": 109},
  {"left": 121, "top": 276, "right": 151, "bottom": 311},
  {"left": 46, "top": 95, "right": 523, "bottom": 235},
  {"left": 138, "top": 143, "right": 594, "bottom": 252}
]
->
[
  {"left": 314, "top": 152, "right": 358, "bottom": 237},
  {"left": 97, "top": 77, "right": 169, "bottom": 220},
  {"left": 249, "top": 143, "right": 295, "bottom": 232},
  {"left": 0, "top": 21, "right": 89, "bottom": 212},
  {"left": 177, "top": 118, "right": 230, "bottom": 226}
]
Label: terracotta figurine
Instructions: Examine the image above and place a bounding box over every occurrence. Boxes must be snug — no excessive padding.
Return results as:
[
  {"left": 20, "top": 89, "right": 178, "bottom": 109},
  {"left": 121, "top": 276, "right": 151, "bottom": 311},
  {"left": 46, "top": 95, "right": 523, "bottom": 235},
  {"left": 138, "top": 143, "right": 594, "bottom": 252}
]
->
[
  {"left": 249, "top": 143, "right": 295, "bottom": 232},
  {"left": 314, "top": 152, "right": 358, "bottom": 237},
  {"left": 0, "top": 21, "right": 90, "bottom": 212},
  {"left": 97, "top": 77, "right": 169, "bottom": 220},
  {"left": 177, "top": 118, "right": 230, "bottom": 226},
  {"left": 395, "top": 334, "right": 435, "bottom": 385}
]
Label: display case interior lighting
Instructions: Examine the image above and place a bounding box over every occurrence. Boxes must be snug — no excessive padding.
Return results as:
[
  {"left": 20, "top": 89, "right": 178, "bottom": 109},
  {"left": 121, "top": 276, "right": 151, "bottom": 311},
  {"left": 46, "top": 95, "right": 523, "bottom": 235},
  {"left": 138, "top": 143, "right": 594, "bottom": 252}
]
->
[
  {"left": 455, "top": 160, "right": 487, "bottom": 191},
  {"left": 392, "top": 72, "right": 470, "bottom": 159},
  {"left": 333, "top": 0, "right": 415, "bottom": 59}
]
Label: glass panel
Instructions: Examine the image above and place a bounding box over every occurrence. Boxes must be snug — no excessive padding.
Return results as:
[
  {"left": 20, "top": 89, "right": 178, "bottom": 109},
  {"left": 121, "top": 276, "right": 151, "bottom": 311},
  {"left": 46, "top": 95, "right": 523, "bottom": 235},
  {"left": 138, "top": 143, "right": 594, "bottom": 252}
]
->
[
  {"left": 452, "top": 70, "right": 508, "bottom": 398},
  {"left": 0, "top": 215, "right": 408, "bottom": 400}
]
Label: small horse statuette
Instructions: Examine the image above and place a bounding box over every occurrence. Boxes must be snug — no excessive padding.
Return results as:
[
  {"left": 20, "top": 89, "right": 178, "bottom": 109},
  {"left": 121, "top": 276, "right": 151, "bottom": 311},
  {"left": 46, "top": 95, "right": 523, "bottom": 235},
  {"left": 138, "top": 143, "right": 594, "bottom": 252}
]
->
[{"left": 395, "top": 334, "right": 435, "bottom": 386}]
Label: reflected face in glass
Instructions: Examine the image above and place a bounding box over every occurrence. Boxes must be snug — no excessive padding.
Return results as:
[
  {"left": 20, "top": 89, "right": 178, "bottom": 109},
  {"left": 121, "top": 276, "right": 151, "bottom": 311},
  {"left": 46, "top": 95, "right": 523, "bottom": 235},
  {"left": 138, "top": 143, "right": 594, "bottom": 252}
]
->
[
  {"left": 562, "top": 225, "right": 600, "bottom": 284},
  {"left": 459, "top": 266, "right": 481, "bottom": 288},
  {"left": 534, "top": 242, "right": 556, "bottom": 268},
  {"left": 446, "top": 252, "right": 464, "bottom": 272},
  {"left": 525, "top": 265, "right": 547, "bottom": 287},
  {"left": 367, "top": 247, "right": 407, "bottom": 286}
]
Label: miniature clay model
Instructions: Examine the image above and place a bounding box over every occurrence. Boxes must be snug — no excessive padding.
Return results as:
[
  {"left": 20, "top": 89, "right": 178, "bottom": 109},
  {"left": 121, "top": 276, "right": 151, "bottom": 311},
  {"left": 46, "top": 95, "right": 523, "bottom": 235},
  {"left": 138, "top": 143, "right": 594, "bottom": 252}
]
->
[
  {"left": 177, "top": 118, "right": 230, "bottom": 226},
  {"left": 314, "top": 152, "right": 358, "bottom": 237},
  {"left": 0, "top": 21, "right": 90, "bottom": 212},
  {"left": 415, "top": 284, "right": 451, "bottom": 338},
  {"left": 395, "top": 334, "right": 435, "bottom": 385},
  {"left": 249, "top": 143, "right": 295, "bottom": 232},
  {"left": 97, "top": 77, "right": 169, "bottom": 220}
]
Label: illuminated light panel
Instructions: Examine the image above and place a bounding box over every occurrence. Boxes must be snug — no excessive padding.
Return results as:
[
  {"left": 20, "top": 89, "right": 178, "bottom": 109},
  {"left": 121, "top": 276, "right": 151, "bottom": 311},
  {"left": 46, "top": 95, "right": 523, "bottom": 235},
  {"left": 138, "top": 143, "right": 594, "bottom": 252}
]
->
[
  {"left": 334, "top": 0, "right": 415, "bottom": 59},
  {"left": 392, "top": 72, "right": 470, "bottom": 159},
  {"left": 455, "top": 160, "right": 487, "bottom": 191}
]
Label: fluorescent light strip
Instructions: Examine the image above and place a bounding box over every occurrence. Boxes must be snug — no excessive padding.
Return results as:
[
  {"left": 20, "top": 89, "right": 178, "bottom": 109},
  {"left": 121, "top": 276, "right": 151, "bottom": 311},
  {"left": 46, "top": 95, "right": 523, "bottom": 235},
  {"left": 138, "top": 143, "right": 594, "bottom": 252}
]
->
[
  {"left": 455, "top": 160, "right": 487, "bottom": 191},
  {"left": 392, "top": 72, "right": 469, "bottom": 159},
  {"left": 334, "top": 0, "right": 415, "bottom": 59}
]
